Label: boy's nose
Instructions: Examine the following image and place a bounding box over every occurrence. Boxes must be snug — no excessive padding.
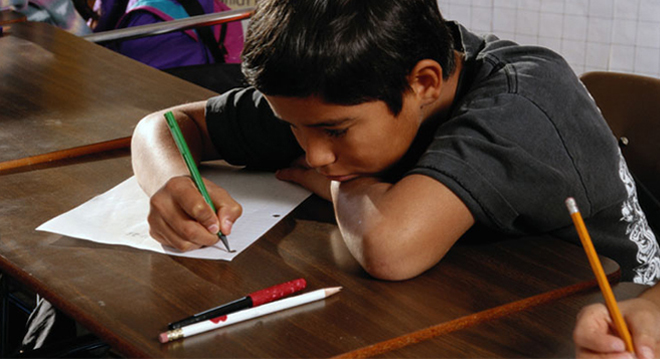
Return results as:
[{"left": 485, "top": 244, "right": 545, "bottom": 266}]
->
[{"left": 304, "top": 136, "right": 336, "bottom": 169}]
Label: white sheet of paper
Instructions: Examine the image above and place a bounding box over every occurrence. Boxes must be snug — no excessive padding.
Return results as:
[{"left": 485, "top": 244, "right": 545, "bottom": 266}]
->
[{"left": 36, "top": 165, "right": 311, "bottom": 260}]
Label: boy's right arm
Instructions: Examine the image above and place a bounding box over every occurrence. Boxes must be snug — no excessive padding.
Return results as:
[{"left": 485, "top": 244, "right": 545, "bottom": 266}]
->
[{"left": 131, "top": 101, "right": 242, "bottom": 251}]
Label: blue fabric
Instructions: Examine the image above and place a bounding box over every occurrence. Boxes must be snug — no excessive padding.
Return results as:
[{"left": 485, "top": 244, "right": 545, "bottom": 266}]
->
[
  {"left": 1, "top": 0, "right": 91, "bottom": 35},
  {"left": 127, "top": 0, "right": 190, "bottom": 18}
]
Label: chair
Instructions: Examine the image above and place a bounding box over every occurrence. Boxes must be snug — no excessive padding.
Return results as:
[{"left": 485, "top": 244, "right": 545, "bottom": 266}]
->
[{"left": 580, "top": 71, "right": 660, "bottom": 233}]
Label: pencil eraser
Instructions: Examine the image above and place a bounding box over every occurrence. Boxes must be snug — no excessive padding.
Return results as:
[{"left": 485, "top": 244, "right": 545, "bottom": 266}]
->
[
  {"left": 565, "top": 197, "right": 578, "bottom": 214},
  {"left": 251, "top": 278, "right": 307, "bottom": 306},
  {"left": 158, "top": 332, "right": 169, "bottom": 344}
]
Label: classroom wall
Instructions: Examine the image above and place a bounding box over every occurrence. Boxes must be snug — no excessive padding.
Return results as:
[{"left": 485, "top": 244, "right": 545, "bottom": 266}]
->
[
  {"left": 219, "top": 0, "right": 660, "bottom": 78},
  {"left": 437, "top": 0, "right": 660, "bottom": 77}
]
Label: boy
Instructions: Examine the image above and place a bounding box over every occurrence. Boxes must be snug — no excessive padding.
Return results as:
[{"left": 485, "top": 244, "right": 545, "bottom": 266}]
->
[
  {"left": 131, "top": 0, "right": 660, "bottom": 352},
  {"left": 133, "top": 0, "right": 659, "bottom": 282},
  {"left": 20, "top": 0, "right": 660, "bottom": 354}
]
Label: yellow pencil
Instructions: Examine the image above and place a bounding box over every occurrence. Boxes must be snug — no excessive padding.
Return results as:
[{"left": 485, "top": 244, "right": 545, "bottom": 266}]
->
[{"left": 565, "top": 197, "right": 634, "bottom": 354}]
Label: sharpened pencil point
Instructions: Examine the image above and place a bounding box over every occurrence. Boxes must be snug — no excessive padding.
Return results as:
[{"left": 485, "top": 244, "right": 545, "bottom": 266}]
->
[
  {"left": 219, "top": 233, "right": 235, "bottom": 252},
  {"left": 325, "top": 287, "right": 342, "bottom": 296}
]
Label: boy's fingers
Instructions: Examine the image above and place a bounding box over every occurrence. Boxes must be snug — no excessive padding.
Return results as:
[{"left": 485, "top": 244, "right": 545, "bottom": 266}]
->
[
  {"left": 206, "top": 180, "right": 242, "bottom": 236},
  {"left": 575, "top": 349, "right": 634, "bottom": 359},
  {"left": 634, "top": 345, "right": 656, "bottom": 359},
  {"left": 275, "top": 166, "right": 302, "bottom": 182},
  {"left": 628, "top": 317, "right": 655, "bottom": 358},
  {"left": 574, "top": 304, "right": 627, "bottom": 353},
  {"left": 147, "top": 211, "right": 202, "bottom": 252},
  {"left": 625, "top": 300, "right": 660, "bottom": 359},
  {"left": 290, "top": 155, "right": 309, "bottom": 168},
  {"left": 150, "top": 176, "right": 221, "bottom": 248},
  {"left": 276, "top": 167, "right": 332, "bottom": 201},
  {"left": 149, "top": 196, "right": 218, "bottom": 248},
  {"left": 166, "top": 177, "right": 221, "bottom": 234}
]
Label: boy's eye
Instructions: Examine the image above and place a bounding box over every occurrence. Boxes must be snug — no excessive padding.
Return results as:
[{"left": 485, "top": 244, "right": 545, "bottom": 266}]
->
[{"left": 324, "top": 128, "right": 348, "bottom": 138}]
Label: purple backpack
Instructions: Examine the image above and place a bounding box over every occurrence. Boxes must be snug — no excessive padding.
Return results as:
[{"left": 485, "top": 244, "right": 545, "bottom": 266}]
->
[{"left": 95, "top": 0, "right": 243, "bottom": 69}]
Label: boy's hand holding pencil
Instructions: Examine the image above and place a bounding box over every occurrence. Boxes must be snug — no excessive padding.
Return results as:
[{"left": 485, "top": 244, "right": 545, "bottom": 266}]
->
[
  {"left": 148, "top": 175, "right": 242, "bottom": 252},
  {"left": 146, "top": 111, "right": 243, "bottom": 252},
  {"left": 567, "top": 197, "right": 660, "bottom": 359},
  {"left": 574, "top": 296, "right": 660, "bottom": 359}
]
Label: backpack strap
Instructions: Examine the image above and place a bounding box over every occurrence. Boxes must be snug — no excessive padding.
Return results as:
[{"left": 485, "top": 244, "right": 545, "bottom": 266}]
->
[{"left": 177, "top": 0, "right": 227, "bottom": 63}]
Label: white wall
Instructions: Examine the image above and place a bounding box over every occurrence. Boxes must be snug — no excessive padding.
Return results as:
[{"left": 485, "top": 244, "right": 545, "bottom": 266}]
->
[{"left": 437, "top": 0, "right": 660, "bottom": 77}]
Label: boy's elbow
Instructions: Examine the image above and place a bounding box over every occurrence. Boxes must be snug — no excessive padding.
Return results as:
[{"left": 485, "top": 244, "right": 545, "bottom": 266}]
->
[
  {"left": 356, "top": 226, "right": 445, "bottom": 281},
  {"left": 360, "top": 258, "right": 421, "bottom": 281},
  {"left": 132, "top": 113, "right": 163, "bottom": 150}
]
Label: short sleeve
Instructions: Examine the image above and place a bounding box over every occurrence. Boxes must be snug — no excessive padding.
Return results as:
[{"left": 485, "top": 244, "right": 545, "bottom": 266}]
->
[
  {"left": 409, "top": 93, "right": 621, "bottom": 235},
  {"left": 205, "top": 87, "right": 303, "bottom": 170}
]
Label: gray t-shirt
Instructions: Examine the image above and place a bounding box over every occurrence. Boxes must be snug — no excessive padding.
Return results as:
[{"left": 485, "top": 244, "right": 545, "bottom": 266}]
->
[{"left": 205, "top": 23, "right": 660, "bottom": 284}]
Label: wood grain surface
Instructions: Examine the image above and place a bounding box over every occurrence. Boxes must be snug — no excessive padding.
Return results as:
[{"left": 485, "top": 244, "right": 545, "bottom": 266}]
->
[{"left": 0, "top": 22, "right": 622, "bottom": 358}]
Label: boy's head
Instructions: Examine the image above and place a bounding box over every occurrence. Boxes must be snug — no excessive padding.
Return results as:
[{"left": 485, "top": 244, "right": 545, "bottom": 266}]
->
[{"left": 241, "top": 0, "right": 456, "bottom": 116}]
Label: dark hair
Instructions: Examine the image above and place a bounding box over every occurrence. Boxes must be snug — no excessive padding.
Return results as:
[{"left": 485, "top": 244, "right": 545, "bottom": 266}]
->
[{"left": 241, "top": 0, "right": 456, "bottom": 115}]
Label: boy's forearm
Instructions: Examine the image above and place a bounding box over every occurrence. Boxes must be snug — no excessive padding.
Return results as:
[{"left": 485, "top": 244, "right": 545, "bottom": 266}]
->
[
  {"left": 331, "top": 177, "right": 405, "bottom": 280},
  {"left": 331, "top": 175, "right": 473, "bottom": 281},
  {"left": 131, "top": 107, "right": 206, "bottom": 196}
]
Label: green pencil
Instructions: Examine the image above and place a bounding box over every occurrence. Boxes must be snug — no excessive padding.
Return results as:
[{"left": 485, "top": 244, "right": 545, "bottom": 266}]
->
[{"left": 164, "top": 111, "right": 235, "bottom": 253}]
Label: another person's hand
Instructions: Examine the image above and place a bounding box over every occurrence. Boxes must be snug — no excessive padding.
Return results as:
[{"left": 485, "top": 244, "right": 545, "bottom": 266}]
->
[
  {"left": 147, "top": 175, "right": 242, "bottom": 251},
  {"left": 574, "top": 296, "right": 660, "bottom": 359}
]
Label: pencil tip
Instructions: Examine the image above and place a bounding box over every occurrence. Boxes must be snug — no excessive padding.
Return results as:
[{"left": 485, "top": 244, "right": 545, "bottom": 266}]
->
[
  {"left": 218, "top": 233, "right": 235, "bottom": 252},
  {"left": 325, "top": 287, "right": 342, "bottom": 296}
]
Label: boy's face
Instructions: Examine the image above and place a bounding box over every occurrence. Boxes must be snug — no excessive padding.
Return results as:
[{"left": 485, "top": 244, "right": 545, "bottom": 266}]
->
[{"left": 265, "top": 93, "right": 423, "bottom": 182}]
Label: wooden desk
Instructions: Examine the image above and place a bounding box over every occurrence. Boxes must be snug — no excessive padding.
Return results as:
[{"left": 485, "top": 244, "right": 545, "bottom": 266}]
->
[
  {"left": 375, "top": 282, "right": 648, "bottom": 358},
  {"left": 0, "top": 21, "right": 215, "bottom": 164},
  {"left": 0, "top": 22, "right": 620, "bottom": 358},
  {"left": 0, "top": 10, "right": 26, "bottom": 27}
]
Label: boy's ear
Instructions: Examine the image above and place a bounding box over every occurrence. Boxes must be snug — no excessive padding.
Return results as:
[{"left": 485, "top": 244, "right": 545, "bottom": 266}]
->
[{"left": 408, "top": 60, "right": 443, "bottom": 106}]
